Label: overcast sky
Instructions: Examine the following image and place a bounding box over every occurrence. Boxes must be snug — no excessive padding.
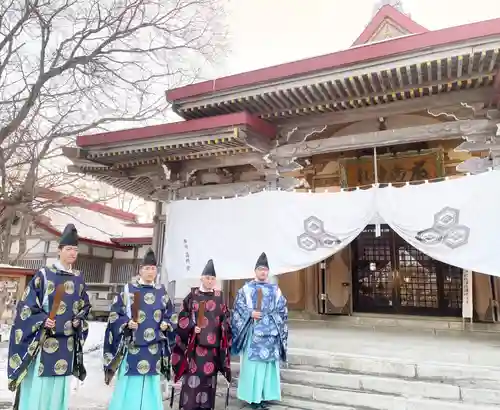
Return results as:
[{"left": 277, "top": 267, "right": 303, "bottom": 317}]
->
[{"left": 212, "top": 0, "right": 500, "bottom": 77}]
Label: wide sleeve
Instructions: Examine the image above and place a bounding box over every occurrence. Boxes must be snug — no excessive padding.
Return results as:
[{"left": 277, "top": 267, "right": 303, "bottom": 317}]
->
[
  {"left": 7, "top": 269, "right": 48, "bottom": 391},
  {"left": 160, "top": 287, "right": 177, "bottom": 348},
  {"left": 103, "top": 291, "right": 130, "bottom": 377},
  {"left": 171, "top": 292, "right": 194, "bottom": 382},
  {"left": 70, "top": 279, "right": 93, "bottom": 382},
  {"left": 276, "top": 288, "right": 288, "bottom": 362},
  {"left": 175, "top": 293, "right": 194, "bottom": 346},
  {"left": 220, "top": 303, "right": 232, "bottom": 382},
  {"left": 75, "top": 281, "right": 91, "bottom": 345},
  {"left": 230, "top": 288, "right": 252, "bottom": 356}
]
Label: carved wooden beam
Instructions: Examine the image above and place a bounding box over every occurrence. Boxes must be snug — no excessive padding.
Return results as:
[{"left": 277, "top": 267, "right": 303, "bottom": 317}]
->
[
  {"left": 237, "top": 128, "right": 273, "bottom": 153},
  {"left": 456, "top": 157, "right": 493, "bottom": 173},
  {"left": 272, "top": 119, "right": 497, "bottom": 159},
  {"left": 279, "top": 124, "right": 329, "bottom": 145},
  {"left": 61, "top": 146, "right": 82, "bottom": 159},
  {"left": 196, "top": 170, "right": 234, "bottom": 185},
  {"left": 275, "top": 88, "right": 490, "bottom": 130},
  {"left": 427, "top": 103, "right": 486, "bottom": 121},
  {"left": 179, "top": 152, "right": 265, "bottom": 173},
  {"left": 173, "top": 177, "right": 302, "bottom": 199},
  {"left": 488, "top": 69, "right": 500, "bottom": 107}
]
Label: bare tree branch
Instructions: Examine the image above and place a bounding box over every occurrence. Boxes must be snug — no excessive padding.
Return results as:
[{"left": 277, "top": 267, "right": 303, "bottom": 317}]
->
[{"left": 0, "top": 0, "right": 227, "bottom": 260}]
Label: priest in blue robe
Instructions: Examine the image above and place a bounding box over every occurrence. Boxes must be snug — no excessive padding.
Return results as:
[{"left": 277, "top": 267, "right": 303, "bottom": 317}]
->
[
  {"left": 232, "top": 252, "right": 288, "bottom": 410},
  {"left": 103, "top": 248, "right": 177, "bottom": 410},
  {"left": 7, "top": 224, "right": 91, "bottom": 410}
]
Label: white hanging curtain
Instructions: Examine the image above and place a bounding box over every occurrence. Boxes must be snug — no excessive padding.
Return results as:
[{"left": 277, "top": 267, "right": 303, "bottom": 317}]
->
[
  {"left": 164, "top": 188, "right": 375, "bottom": 280},
  {"left": 377, "top": 171, "right": 500, "bottom": 276},
  {"left": 164, "top": 171, "right": 500, "bottom": 281}
]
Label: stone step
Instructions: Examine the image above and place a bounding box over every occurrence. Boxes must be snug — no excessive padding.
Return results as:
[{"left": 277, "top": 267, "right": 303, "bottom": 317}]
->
[
  {"left": 225, "top": 384, "right": 499, "bottom": 410},
  {"left": 283, "top": 348, "right": 500, "bottom": 389},
  {"left": 228, "top": 363, "right": 500, "bottom": 406},
  {"left": 227, "top": 349, "right": 500, "bottom": 407},
  {"left": 271, "top": 397, "right": 357, "bottom": 410},
  {"left": 288, "top": 315, "right": 500, "bottom": 336},
  {"left": 277, "top": 382, "right": 499, "bottom": 410}
]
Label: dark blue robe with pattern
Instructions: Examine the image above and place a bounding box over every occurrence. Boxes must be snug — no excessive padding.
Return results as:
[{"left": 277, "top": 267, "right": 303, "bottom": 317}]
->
[
  {"left": 7, "top": 264, "right": 91, "bottom": 391},
  {"left": 103, "top": 279, "right": 177, "bottom": 382}
]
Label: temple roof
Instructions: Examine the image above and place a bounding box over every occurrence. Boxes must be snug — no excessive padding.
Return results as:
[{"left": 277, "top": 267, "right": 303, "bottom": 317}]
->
[
  {"left": 32, "top": 189, "right": 153, "bottom": 248},
  {"left": 165, "top": 12, "right": 500, "bottom": 110},
  {"left": 63, "top": 5, "right": 500, "bottom": 200},
  {"left": 352, "top": 4, "right": 428, "bottom": 46}
]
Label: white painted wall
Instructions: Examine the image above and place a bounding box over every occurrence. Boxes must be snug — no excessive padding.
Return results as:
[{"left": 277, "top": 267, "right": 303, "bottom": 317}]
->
[
  {"left": 137, "top": 246, "right": 149, "bottom": 258},
  {"left": 93, "top": 247, "right": 113, "bottom": 258},
  {"left": 46, "top": 257, "right": 58, "bottom": 266},
  {"left": 49, "top": 241, "right": 60, "bottom": 253},
  {"left": 161, "top": 202, "right": 168, "bottom": 216},
  {"left": 113, "top": 250, "right": 132, "bottom": 259},
  {"left": 10, "top": 239, "right": 45, "bottom": 256}
]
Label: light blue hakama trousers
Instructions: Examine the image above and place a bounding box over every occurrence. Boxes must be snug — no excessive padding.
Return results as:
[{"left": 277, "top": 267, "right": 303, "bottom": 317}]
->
[
  {"left": 108, "top": 354, "right": 163, "bottom": 410},
  {"left": 237, "top": 328, "right": 281, "bottom": 404},
  {"left": 18, "top": 353, "right": 70, "bottom": 410}
]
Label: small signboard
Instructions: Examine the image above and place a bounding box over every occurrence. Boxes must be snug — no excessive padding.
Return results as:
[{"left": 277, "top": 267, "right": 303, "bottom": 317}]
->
[{"left": 462, "top": 270, "right": 473, "bottom": 325}]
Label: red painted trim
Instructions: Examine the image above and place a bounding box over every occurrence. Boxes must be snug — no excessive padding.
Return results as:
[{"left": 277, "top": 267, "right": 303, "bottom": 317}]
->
[
  {"left": 35, "top": 221, "right": 128, "bottom": 250},
  {"left": 112, "top": 237, "right": 153, "bottom": 245},
  {"left": 0, "top": 267, "right": 36, "bottom": 277},
  {"left": 37, "top": 188, "right": 138, "bottom": 222},
  {"left": 77, "top": 112, "right": 276, "bottom": 147},
  {"left": 166, "top": 17, "right": 500, "bottom": 102},
  {"left": 124, "top": 223, "right": 155, "bottom": 228},
  {"left": 352, "top": 5, "right": 428, "bottom": 46}
]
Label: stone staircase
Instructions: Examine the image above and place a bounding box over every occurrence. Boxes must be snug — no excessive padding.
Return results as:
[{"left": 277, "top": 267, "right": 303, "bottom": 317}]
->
[
  {"left": 8, "top": 319, "right": 497, "bottom": 410},
  {"left": 206, "top": 317, "right": 500, "bottom": 410},
  {"left": 221, "top": 346, "right": 500, "bottom": 410}
]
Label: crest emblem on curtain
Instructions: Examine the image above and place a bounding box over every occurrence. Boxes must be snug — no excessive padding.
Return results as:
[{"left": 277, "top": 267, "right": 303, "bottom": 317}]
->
[
  {"left": 415, "top": 207, "right": 470, "bottom": 249},
  {"left": 297, "top": 216, "right": 341, "bottom": 251}
]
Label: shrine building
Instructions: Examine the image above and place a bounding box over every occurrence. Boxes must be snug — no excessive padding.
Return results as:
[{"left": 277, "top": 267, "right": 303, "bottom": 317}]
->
[{"left": 64, "top": 4, "right": 500, "bottom": 321}]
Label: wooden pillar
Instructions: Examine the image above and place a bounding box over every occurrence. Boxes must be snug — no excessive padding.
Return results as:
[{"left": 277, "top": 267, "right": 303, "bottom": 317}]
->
[
  {"left": 304, "top": 264, "right": 319, "bottom": 314},
  {"left": 278, "top": 270, "right": 306, "bottom": 311},
  {"left": 473, "top": 272, "right": 495, "bottom": 322}
]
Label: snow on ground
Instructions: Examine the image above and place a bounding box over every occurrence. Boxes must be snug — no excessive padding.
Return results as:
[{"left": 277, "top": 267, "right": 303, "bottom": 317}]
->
[{"left": 0, "top": 321, "right": 111, "bottom": 409}]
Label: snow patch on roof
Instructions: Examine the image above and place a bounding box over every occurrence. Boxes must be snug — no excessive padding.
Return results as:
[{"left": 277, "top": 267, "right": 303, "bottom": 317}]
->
[{"left": 43, "top": 206, "right": 153, "bottom": 245}]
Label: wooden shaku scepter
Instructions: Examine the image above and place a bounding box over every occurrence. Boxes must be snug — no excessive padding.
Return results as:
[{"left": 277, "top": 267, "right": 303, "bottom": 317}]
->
[
  {"left": 131, "top": 292, "right": 140, "bottom": 343},
  {"left": 256, "top": 288, "right": 263, "bottom": 315},
  {"left": 197, "top": 301, "right": 206, "bottom": 331},
  {"left": 15, "top": 284, "right": 65, "bottom": 410}
]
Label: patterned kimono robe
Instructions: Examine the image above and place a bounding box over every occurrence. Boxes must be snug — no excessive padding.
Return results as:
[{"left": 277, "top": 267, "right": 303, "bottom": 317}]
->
[
  {"left": 172, "top": 288, "right": 231, "bottom": 410},
  {"left": 103, "top": 279, "right": 176, "bottom": 410},
  {"left": 232, "top": 281, "right": 288, "bottom": 405},
  {"left": 7, "top": 262, "right": 91, "bottom": 410}
]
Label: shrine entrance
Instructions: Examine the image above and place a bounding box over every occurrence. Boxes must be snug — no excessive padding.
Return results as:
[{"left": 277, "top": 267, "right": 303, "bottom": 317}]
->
[{"left": 352, "top": 225, "right": 462, "bottom": 316}]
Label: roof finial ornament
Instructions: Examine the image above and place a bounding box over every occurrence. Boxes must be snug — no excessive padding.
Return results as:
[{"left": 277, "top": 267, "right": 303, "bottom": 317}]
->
[{"left": 373, "top": 0, "right": 405, "bottom": 16}]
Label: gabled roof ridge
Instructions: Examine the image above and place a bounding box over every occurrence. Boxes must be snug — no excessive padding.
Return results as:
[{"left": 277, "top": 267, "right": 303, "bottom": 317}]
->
[
  {"left": 36, "top": 188, "right": 139, "bottom": 223},
  {"left": 165, "top": 16, "right": 500, "bottom": 104},
  {"left": 351, "top": 4, "right": 428, "bottom": 47}
]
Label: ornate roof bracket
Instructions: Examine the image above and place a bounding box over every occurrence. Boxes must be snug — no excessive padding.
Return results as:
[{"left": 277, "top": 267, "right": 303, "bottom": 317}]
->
[
  {"left": 167, "top": 177, "right": 305, "bottom": 200},
  {"left": 455, "top": 118, "right": 500, "bottom": 173},
  {"left": 235, "top": 127, "right": 272, "bottom": 153},
  {"left": 179, "top": 152, "right": 266, "bottom": 174}
]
